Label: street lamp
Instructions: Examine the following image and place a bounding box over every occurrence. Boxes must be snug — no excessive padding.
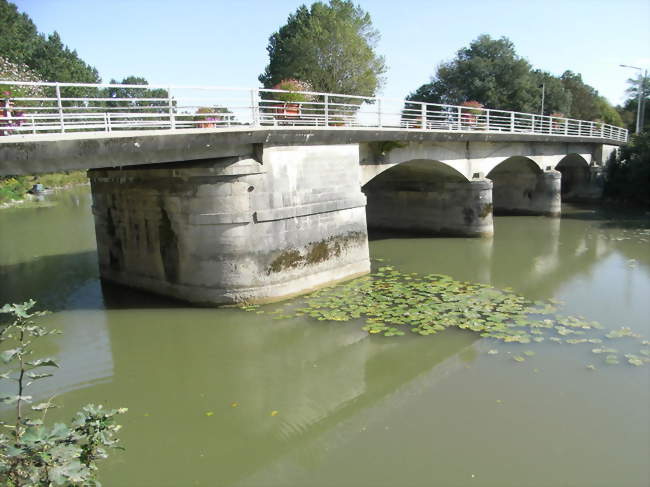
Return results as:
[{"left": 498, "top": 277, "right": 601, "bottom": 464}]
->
[{"left": 620, "top": 64, "right": 647, "bottom": 134}]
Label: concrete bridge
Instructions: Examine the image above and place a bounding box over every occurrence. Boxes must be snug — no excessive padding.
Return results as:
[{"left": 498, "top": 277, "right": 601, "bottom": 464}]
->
[{"left": 0, "top": 81, "right": 626, "bottom": 305}]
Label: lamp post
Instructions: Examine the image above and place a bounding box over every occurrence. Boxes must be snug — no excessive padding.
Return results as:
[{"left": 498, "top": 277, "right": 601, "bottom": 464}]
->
[
  {"left": 539, "top": 83, "right": 545, "bottom": 115},
  {"left": 620, "top": 64, "right": 647, "bottom": 134}
]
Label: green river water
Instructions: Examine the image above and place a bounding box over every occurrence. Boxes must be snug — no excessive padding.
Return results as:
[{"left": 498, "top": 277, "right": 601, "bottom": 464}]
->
[{"left": 1, "top": 186, "right": 649, "bottom": 487}]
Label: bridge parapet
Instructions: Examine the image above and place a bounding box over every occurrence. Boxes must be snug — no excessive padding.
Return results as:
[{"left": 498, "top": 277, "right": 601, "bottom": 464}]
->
[{"left": 0, "top": 80, "right": 628, "bottom": 144}]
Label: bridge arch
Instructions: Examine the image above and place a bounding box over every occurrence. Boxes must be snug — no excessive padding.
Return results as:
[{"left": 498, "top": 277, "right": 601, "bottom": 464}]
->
[
  {"left": 555, "top": 153, "right": 594, "bottom": 200},
  {"left": 363, "top": 159, "right": 493, "bottom": 237},
  {"left": 487, "top": 156, "right": 560, "bottom": 216}
]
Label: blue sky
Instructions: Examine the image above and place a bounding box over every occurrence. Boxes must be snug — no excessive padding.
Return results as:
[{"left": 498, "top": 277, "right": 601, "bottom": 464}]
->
[{"left": 12, "top": 0, "right": 650, "bottom": 105}]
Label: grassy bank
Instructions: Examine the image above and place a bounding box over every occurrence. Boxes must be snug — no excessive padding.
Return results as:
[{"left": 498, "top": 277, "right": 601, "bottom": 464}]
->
[{"left": 0, "top": 171, "right": 88, "bottom": 205}]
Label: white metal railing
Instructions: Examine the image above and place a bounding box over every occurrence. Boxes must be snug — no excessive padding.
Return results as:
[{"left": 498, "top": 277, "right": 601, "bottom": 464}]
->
[{"left": 0, "top": 80, "right": 628, "bottom": 143}]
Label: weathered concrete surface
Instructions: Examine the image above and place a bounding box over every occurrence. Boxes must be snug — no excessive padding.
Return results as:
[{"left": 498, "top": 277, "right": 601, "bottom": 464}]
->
[
  {"left": 363, "top": 159, "right": 493, "bottom": 236},
  {"left": 90, "top": 145, "right": 370, "bottom": 305},
  {"left": 556, "top": 153, "right": 603, "bottom": 201},
  {"left": 359, "top": 140, "right": 597, "bottom": 184},
  {"left": 0, "top": 126, "right": 623, "bottom": 177},
  {"left": 488, "top": 157, "right": 561, "bottom": 216}
]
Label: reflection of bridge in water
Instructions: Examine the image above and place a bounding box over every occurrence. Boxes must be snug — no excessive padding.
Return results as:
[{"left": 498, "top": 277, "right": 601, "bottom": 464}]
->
[{"left": 0, "top": 80, "right": 628, "bottom": 306}]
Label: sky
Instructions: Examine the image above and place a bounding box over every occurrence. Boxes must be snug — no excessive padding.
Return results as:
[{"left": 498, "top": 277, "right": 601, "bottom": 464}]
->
[{"left": 11, "top": 0, "right": 650, "bottom": 106}]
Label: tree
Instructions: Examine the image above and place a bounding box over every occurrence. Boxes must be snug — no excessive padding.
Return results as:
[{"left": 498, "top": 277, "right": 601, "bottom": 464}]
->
[
  {"left": 604, "top": 132, "right": 650, "bottom": 207},
  {"left": 531, "top": 69, "right": 571, "bottom": 116},
  {"left": 258, "top": 0, "right": 386, "bottom": 97},
  {"left": 0, "top": 0, "right": 100, "bottom": 102},
  {"left": 104, "top": 76, "right": 168, "bottom": 108},
  {"left": 618, "top": 75, "right": 649, "bottom": 133},
  {"left": 408, "top": 35, "right": 538, "bottom": 112},
  {"left": 408, "top": 36, "right": 625, "bottom": 128}
]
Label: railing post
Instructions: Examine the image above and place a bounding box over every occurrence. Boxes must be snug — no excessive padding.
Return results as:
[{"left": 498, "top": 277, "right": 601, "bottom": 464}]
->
[
  {"left": 168, "top": 88, "right": 175, "bottom": 130},
  {"left": 485, "top": 109, "right": 490, "bottom": 131},
  {"left": 564, "top": 119, "right": 568, "bottom": 136},
  {"left": 421, "top": 103, "right": 426, "bottom": 130},
  {"left": 55, "top": 83, "right": 65, "bottom": 133},
  {"left": 600, "top": 123, "right": 604, "bottom": 138},
  {"left": 377, "top": 98, "right": 382, "bottom": 128},
  {"left": 251, "top": 89, "right": 259, "bottom": 127},
  {"left": 578, "top": 120, "right": 582, "bottom": 136},
  {"left": 510, "top": 112, "right": 515, "bottom": 132},
  {"left": 107, "top": 113, "right": 112, "bottom": 133},
  {"left": 324, "top": 94, "right": 329, "bottom": 126},
  {"left": 457, "top": 106, "right": 462, "bottom": 130}
]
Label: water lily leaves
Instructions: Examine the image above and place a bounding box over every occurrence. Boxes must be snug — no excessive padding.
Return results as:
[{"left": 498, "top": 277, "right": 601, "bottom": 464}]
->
[
  {"left": 238, "top": 264, "right": 648, "bottom": 370},
  {"left": 604, "top": 355, "right": 620, "bottom": 365},
  {"left": 624, "top": 354, "right": 644, "bottom": 366},
  {"left": 605, "top": 327, "right": 641, "bottom": 339}
]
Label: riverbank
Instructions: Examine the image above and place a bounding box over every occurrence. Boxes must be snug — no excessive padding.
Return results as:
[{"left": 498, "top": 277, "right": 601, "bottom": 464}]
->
[{"left": 0, "top": 171, "right": 88, "bottom": 209}]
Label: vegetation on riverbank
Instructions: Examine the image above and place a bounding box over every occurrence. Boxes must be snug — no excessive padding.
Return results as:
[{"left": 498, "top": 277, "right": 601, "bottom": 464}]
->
[
  {"left": 0, "top": 171, "right": 88, "bottom": 206},
  {"left": 604, "top": 133, "right": 650, "bottom": 208},
  {"left": 0, "top": 300, "right": 126, "bottom": 486}
]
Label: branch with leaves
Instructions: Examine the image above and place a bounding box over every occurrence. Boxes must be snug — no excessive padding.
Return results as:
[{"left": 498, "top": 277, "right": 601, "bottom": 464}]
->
[{"left": 0, "top": 300, "right": 126, "bottom": 486}]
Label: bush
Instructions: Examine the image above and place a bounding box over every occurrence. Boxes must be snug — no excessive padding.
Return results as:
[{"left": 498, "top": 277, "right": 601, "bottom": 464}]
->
[
  {"left": 603, "top": 132, "right": 650, "bottom": 207},
  {"left": 0, "top": 300, "right": 126, "bottom": 486}
]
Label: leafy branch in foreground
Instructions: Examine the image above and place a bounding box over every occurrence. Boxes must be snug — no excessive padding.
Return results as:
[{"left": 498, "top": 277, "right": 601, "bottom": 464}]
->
[{"left": 0, "top": 300, "right": 126, "bottom": 486}]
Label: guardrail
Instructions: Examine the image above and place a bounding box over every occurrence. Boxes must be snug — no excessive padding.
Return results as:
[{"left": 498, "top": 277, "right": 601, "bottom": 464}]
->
[{"left": 0, "top": 80, "right": 628, "bottom": 143}]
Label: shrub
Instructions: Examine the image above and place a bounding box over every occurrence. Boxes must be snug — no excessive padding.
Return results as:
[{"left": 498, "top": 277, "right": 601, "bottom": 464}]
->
[
  {"left": 0, "top": 300, "right": 126, "bottom": 486},
  {"left": 603, "top": 132, "right": 650, "bottom": 208}
]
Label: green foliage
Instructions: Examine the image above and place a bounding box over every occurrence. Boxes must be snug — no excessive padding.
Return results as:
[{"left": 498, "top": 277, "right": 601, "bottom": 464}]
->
[
  {"left": 102, "top": 76, "right": 168, "bottom": 108},
  {"left": 617, "top": 75, "right": 650, "bottom": 133},
  {"left": 242, "top": 265, "right": 649, "bottom": 368},
  {"left": 531, "top": 69, "right": 571, "bottom": 115},
  {"left": 408, "top": 35, "right": 537, "bottom": 111},
  {"left": 259, "top": 0, "right": 386, "bottom": 97},
  {"left": 408, "top": 35, "right": 623, "bottom": 125},
  {"left": 0, "top": 1, "right": 99, "bottom": 85},
  {"left": 0, "top": 171, "right": 87, "bottom": 205},
  {"left": 0, "top": 300, "right": 126, "bottom": 486},
  {"left": 603, "top": 132, "right": 650, "bottom": 207}
]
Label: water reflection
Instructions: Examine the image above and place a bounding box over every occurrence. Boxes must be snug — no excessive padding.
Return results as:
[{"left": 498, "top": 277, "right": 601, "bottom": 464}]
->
[{"left": 1, "top": 187, "right": 649, "bottom": 486}]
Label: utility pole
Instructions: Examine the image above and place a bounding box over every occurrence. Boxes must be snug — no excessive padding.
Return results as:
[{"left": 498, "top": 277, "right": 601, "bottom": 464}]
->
[{"left": 539, "top": 83, "right": 545, "bottom": 115}]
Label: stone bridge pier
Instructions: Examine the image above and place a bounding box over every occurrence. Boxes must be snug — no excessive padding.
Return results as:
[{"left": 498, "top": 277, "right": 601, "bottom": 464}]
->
[
  {"left": 83, "top": 137, "right": 618, "bottom": 305},
  {"left": 89, "top": 145, "right": 370, "bottom": 305}
]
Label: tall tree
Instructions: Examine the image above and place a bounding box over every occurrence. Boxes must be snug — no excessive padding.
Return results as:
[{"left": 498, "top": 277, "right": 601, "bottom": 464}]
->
[
  {"left": 408, "top": 35, "right": 537, "bottom": 112},
  {"left": 0, "top": 1, "right": 99, "bottom": 84},
  {"left": 259, "top": 0, "right": 386, "bottom": 97},
  {"left": 531, "top": 69, "right": 571, "bottom": 115},
  {"left": 618, "top": 74, "right": 649, "bottom": 132}
]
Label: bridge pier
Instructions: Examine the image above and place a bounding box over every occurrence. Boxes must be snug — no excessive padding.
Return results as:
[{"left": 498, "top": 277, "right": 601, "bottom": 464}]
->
[
  {"left": 490, "top": 168, "right": 561, "bottom": 216},
  {"left": 89, "top": 144, "right": 370, "bottom": 305},
  {"left": 363, "top": 175, "right": 494, "bottom": 237}
]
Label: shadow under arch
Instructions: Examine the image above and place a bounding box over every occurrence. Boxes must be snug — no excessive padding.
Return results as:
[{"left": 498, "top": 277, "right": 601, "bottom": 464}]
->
[
  {"left": 555, "top": 153, "right": 598, "bottom": 201},
  {"left": 362, "top": 159, "right": 493, "bottom": 237},
  {"left": 487, "top": 156, "right": 560, "bottom": 216}
]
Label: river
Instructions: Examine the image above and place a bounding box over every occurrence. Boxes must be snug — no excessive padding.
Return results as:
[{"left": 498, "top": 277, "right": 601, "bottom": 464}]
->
[{"left": 1, "top": 186, "right": 649, "bottom": 487}]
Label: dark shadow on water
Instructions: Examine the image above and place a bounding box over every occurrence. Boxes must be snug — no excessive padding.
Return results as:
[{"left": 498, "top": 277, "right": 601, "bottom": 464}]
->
[
  {"left": 560, "top": 203, "right": 650, "bottom": 227},
  {"left": 0, "top": 250, "right": 187, "bottom": 312},
  {"left": 99, "top": 280, "right": 193, "bottom": 310},
  {"left": 368, "top": 227, "right": 477, "bottom": 241}
]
